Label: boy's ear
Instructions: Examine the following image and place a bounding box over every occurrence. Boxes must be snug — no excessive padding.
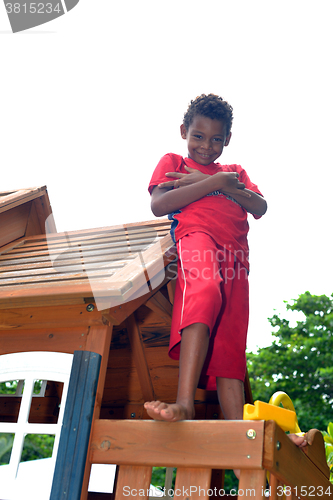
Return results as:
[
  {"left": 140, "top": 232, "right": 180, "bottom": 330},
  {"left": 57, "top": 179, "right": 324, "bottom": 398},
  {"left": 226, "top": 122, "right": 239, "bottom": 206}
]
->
[
  {"left": 224, "top": 132, "right": 232, "bottom": 146},
  {"left": 180, "top": 124, "right": 187, "bottom": 139}
]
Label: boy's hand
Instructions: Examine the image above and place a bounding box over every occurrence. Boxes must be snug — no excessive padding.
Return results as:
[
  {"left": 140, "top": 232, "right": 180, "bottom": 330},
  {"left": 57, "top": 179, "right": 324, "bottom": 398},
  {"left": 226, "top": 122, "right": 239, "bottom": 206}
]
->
[
  {"left": 158, "top": 166, "right": 209, "bottom": 189},
  {"left": 219, "top": 172, "right": 251, "bottom": 198}
]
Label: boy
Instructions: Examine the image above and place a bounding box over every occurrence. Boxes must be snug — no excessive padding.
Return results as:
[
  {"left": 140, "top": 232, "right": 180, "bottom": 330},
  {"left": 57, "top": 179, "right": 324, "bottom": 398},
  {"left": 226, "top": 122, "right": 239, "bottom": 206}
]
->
[{"left": 144, "top": 94, "right": 265, "bottom": 425}]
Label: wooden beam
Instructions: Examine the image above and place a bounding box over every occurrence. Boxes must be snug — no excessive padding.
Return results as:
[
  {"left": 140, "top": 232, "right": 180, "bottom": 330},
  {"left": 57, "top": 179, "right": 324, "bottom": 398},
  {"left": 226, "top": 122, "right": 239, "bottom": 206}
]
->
[
  {"left": 263, "top": 421, "right": 333, "bottom": 498},
  {"left": 126, "top": 313, "right": 155, "bottom": 402},
  {"left": 145, "top": 291, "right": 172, "bottom": 324},
  {"left": 0, "top": 326, "right": 90, "bottom": 356},
  {"left": 167, "top": 279, "right": 176, "bottom": 305},
  {"left": 0, "top": 304, "right": 107, "bottom": 330},
  {"left": 90, "top": 420, "right": 265, "bottom": 470}
]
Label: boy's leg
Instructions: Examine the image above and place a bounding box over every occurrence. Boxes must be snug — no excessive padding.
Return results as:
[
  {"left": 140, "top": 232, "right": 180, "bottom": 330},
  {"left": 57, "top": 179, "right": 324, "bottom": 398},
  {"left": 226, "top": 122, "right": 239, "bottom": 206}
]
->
[
  {"left": 216, "top": 377, "right": 244, "bottom": 479},
  {"left": 216, "top": 377, "right": 244, "bottom": 420},
  {"left": 144, "top": 322, "right": 209, "bottom": 421}
]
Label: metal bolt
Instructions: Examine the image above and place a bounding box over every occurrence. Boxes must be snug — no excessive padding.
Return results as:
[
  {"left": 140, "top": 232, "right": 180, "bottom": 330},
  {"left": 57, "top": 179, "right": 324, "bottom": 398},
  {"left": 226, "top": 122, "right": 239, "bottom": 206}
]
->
[
  {"left": 246, "top": 429, "right": 256, "bottom": 439},
  {"left": 276, "top": 441, "right": 281, "bottom": 450},
  {"left": 86, "top": 304, "right": 95, "bottom": 312}
]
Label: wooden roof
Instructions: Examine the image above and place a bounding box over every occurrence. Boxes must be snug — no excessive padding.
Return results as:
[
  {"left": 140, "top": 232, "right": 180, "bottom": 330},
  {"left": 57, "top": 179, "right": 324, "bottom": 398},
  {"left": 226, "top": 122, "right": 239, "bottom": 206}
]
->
[
  {"left": 0, "top": 186, "right": 56, "bottom": 250},
  {"left": 0, "top": 219, "right": 176, "bottom": 310}
]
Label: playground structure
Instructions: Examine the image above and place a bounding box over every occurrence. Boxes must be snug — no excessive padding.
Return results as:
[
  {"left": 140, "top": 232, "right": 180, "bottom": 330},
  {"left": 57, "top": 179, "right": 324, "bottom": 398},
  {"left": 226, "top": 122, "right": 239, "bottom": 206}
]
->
[{"left": 0, "top": 187, "right": 331, "bottom": 499}]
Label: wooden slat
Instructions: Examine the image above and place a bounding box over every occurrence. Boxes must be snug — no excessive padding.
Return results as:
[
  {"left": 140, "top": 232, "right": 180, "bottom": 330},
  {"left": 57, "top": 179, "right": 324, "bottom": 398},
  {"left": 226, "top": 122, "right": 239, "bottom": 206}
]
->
[
  {"left": 125, "top": 313, "right": 155, "bottom": 402},
  {"left": 238, "top": 469, "right": 266, "bottom": 499},
  {"left": 0, "top": 241, "right": 150, "bottom": 265},
  {"left": 268, "top": 474, "right": 280, "bottom": 500},
  {"left": 114, "top": 465, "right": 152, "bottom": 500},
  {"left": 174, "top": 467, "right": 212, "bottom": 500},
  {"left": 90, "top": 420, "right": 265, "bottom": 469}
]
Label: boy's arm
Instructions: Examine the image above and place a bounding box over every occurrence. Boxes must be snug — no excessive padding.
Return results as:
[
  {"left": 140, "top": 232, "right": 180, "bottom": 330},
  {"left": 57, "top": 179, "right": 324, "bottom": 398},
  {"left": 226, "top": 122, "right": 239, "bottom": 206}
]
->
[
  {"left": 224, "top": 188, "right": 267, "bottom": 216},
  {"left": 151, "top": 166, "right": 266, "bottom": 217}
]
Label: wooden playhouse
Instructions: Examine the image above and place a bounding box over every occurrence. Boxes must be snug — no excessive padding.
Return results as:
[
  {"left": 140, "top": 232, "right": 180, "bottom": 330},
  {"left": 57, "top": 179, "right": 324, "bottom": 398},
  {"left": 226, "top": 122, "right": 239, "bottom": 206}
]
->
[{"left": 0, "top": 187, "right": 331, "bottom": 499}]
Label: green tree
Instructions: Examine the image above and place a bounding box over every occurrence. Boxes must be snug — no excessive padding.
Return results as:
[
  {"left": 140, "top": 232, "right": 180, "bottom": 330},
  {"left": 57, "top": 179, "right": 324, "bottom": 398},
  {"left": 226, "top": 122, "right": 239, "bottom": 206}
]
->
[{"left": 247, "top": 292, "right": 333, "bottom": 431}]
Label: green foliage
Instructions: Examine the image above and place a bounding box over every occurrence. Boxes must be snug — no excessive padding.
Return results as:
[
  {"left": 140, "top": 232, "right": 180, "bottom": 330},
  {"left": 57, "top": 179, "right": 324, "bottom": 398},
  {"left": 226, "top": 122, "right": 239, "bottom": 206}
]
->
[
  {"left": 0, "top": 433, "right": 55, "bottom": 465},
  {"left": 21, "top": 434, "right": 55, "bottom": 462},
  {"left": 0, "top": 434, "right": 14, "bottom": 464},
  {"left": 322, "top": 422, "right": 333, "bottom": 483},
  {"left": 151, "top": 467, "right": 238, "bottom": 493},
  {"left": 247, "top": 292, "right": 333, "bottom": 431},
  {"left": 0, "top": 381, "right": 18, "bottom": 394}
]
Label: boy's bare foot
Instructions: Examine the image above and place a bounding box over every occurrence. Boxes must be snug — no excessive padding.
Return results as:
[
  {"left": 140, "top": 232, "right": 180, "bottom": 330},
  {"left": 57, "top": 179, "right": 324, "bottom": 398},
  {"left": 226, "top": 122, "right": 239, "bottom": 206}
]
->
[{"left": 144, "top": 401, "right": 194, "bottom": 421}]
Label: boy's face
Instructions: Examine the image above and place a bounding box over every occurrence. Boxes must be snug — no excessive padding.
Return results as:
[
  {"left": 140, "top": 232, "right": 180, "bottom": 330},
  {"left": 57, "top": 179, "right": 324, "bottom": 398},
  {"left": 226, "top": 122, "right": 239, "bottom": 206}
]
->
[{"left": 180, "top": 115, "right": 231, "bottom": 166}]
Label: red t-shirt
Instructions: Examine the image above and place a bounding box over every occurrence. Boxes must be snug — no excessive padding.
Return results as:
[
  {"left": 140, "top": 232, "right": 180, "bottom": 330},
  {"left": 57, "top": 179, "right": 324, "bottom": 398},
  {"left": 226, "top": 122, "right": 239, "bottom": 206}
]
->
[{"left": 148, "top": 153, "right": 263, "bottom": 269}]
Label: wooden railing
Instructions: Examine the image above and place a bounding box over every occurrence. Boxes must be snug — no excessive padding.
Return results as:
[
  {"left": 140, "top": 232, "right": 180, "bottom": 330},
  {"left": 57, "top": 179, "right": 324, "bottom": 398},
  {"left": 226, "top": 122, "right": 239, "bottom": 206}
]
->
[{"left": 88, "top": 419, "right": 332, "bottom": 500}]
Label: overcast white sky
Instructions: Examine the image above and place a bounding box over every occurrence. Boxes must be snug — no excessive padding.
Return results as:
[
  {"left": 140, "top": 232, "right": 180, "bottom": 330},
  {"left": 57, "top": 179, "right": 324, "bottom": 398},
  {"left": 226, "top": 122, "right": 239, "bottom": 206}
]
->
[{"left": 1, "top": 1, "right": 333, "bottom": 352}]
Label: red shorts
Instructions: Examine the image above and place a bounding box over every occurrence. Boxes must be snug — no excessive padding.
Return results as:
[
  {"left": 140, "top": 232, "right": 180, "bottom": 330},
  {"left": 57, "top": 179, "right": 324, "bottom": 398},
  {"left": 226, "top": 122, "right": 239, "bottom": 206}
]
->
[{"left": 168, "top": 232, "right": 249, "bottom": 391}]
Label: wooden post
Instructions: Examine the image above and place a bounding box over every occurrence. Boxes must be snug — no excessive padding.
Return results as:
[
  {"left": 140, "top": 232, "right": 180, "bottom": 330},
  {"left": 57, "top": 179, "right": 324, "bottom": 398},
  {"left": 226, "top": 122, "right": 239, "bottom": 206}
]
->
[
  {"left": 80, "top": 324, "right": 113, "bottom": 500},
  {"left": 50, "top": 350, "right": 102, "bottom": 500}
]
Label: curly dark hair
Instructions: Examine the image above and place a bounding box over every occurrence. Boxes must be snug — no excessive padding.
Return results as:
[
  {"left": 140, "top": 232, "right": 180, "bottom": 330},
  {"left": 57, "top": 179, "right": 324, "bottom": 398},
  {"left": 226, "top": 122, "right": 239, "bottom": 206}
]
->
[{"left": 183, "top": 94, "right": 233, "bottom": 135}]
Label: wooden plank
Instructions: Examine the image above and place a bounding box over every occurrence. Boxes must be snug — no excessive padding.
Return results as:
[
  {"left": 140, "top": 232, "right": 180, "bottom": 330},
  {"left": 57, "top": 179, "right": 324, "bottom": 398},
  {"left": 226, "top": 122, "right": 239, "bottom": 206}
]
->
[
  {"left": 114, "top": 465, "right": 152, "bottom": 500},
  {"left": 125, "top": 314, "right": 155, "bottom": 402},
  {"left": 0, "top": 327, "right": 89, "bottom": 355},
  {"left": 90, "top": 420, "right": 265, "bottom": 469},
  {"left": 3, "top": 218, "right": 170, "bottom": 242},
  {"left": 17, "top": 225, "right": 171, "bottom": 250},
  {"left": 263, "top": 421, "right": 333, "bottom": 499},
  {"left": 0, "top": 259, "right": 127, "bottom": 277},
  {"left": 0, "top": 281, "right": 131, "bottom": 309},
  {"left": 0, "top": 304, "right": 107, "bottom": 330},
  {"left": 238, "top": 469, "right": 266, "bottom": 499},
  {"left": 174, "top": 468, "right": 212, "bottom": 499},
  {"left": 50, "top": 351, "right": 102, "bottom": 500},
  {"left": 0, "top": 255, "right": 130, "bottom": 274},
  {"left": 0, "top": 187, "right": 47, "bottom": 213},
  {"left": 3, "top": 235, "right": 164, "bottom": 258}
]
